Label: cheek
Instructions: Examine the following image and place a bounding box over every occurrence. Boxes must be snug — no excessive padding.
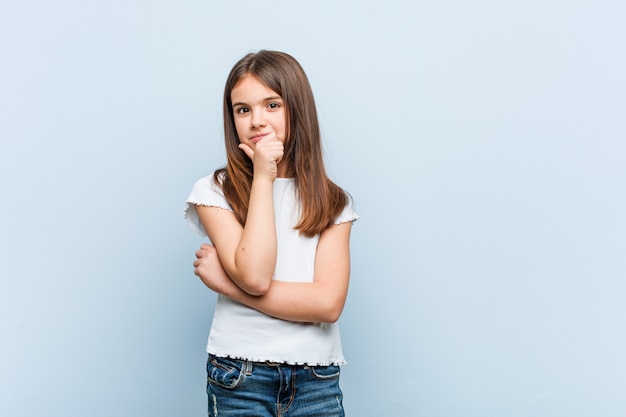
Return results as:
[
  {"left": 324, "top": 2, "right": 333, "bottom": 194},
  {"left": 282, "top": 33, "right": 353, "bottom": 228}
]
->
[
  {"left": 233, "top": 120, "right": 247, "bottom": 142},
  {"left": 274, "top": 114, "right": 287, "bottom": 134}
]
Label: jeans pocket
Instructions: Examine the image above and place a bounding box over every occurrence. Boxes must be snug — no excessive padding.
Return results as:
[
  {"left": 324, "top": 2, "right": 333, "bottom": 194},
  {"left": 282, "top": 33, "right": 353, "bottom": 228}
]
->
[
  {"left": 308, "top": 364, "right": 341, "bottom": 380},
  {"left": 207, "top": 355, "right": 245, "bottom": 389}
]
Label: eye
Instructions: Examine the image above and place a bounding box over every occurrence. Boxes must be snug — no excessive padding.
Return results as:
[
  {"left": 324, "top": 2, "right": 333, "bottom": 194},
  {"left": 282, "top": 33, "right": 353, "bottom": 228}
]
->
[
  {"left": 267, "top": 102, "right": 281, "bottom": 110},
  {"left": 235, "top": 106, "right": 249, "bottom": 114}
]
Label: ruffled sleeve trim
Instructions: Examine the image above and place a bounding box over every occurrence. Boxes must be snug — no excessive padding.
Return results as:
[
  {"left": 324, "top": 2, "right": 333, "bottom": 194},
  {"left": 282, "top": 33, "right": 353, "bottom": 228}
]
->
[
  {"left": 184, "top": 173, "right": 232, "bottom": 237},
  {"left": 333, "top": 194, "right": 359, "bottom": 225}
]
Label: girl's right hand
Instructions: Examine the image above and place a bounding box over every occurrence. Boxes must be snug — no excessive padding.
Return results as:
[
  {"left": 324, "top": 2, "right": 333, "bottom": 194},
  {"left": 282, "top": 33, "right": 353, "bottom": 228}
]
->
[
  {"left": 239, "top": 133, "right": 284, "bottom": 181},
  {"left": 194, "top": 243, "right": 239, "bottom": 297}
]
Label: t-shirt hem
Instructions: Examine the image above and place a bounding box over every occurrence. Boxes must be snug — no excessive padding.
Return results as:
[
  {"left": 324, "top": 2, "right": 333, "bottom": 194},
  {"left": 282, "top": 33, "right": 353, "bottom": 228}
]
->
[{"left": 206, "top": 349, "right": 347, "bottom": 366}]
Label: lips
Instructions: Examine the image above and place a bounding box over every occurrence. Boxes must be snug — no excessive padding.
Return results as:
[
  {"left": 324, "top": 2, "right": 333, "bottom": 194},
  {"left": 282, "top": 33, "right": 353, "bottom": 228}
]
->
[{"left": 250, "top": 133, "right": 268, "bottom": 144}]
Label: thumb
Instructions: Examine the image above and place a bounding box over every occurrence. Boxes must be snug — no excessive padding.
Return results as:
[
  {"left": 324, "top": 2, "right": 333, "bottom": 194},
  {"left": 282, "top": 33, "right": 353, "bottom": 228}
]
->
[{"left": 238, "top": 143, "right": 254, "bottom": 160}]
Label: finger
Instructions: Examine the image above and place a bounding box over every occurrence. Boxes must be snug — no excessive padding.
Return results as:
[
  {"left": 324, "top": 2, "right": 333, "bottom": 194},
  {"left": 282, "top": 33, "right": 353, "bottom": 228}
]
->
[
  {"left": 258, "top": 142, "right": 284, "bottom": 163},
  {"left": 275, "top": 148, "right": 284, "bottom": 165},
  {"left": 238, "top": 143, "right": 254, "bottom": 159}
]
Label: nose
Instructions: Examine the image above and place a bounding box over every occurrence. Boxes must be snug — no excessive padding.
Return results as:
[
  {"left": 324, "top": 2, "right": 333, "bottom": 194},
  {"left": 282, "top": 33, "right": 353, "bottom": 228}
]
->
[{"left": 250, "top": 111, "right": 266, "bottom": 128}]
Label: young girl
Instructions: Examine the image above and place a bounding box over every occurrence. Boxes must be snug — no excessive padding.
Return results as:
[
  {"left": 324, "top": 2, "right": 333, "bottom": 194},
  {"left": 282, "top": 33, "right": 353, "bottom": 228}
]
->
[{"left": 184, "top": 50, "right": 357, "bottom": 417}]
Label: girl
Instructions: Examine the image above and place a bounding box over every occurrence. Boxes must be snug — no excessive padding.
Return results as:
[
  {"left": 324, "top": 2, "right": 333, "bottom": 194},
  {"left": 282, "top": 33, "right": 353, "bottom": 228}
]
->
[{"left": 185, "top": 50, "right": 357, "bottom": 417}]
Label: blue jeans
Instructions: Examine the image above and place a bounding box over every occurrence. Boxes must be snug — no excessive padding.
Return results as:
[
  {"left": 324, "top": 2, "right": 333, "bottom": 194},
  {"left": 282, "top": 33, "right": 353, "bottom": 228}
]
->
[{"left": 206, "top": 354, "right": 345, "bottom": 417}]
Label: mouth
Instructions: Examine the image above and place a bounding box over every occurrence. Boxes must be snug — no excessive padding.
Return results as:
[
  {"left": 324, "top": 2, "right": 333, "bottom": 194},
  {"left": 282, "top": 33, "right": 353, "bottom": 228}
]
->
[{"left": 250, "top": 133, "right": 268, "bottom": 144}]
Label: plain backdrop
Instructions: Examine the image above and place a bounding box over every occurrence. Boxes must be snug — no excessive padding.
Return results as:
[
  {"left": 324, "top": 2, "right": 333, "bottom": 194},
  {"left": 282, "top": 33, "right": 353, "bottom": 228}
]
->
[{"left": 1, "top": 1, "right": 625, "bottom": 416}]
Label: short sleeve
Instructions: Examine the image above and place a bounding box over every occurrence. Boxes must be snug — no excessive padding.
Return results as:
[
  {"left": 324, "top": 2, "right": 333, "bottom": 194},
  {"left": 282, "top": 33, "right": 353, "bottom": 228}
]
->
[
  {"left": 334, "top": 194, "right": 359, "bottom": 225},
  {"left": 184, "top": 173, "right": 233, "bottom": 237}
]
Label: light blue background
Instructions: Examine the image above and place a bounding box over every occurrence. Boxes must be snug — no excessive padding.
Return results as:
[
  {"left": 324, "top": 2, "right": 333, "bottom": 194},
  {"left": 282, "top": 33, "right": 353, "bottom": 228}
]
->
[{"left": 1, "top": 1, "right": 625, "bottom": 416}]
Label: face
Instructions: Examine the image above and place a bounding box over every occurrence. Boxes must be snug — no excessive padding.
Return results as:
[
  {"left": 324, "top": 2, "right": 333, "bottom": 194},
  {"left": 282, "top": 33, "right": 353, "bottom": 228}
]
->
[{"left": 230, "top": 75, "right": 287, "bottom": 150}]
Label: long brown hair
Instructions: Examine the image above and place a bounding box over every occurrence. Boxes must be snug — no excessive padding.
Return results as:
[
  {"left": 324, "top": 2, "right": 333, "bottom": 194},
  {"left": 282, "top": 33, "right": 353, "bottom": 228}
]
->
[{"left": 214, "top": 50, "right": 347, "bottom": 237}]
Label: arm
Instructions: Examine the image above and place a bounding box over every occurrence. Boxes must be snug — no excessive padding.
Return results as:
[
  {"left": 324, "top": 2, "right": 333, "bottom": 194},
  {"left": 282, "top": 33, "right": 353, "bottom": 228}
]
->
[
  {"left": 194, "top": 221, "right": 353, "bottom": 323},
  {"left": 196, "top": 136, "right": 283, "bottom": 296}
]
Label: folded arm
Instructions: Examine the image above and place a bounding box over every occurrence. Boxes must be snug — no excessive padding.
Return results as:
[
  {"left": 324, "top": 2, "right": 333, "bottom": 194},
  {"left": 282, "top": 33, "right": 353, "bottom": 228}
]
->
[
  {"left": 194, "top": 221, "right": 353, "bottom": 323},
  {"left": 196, "top": 181, "right": 276, "bottom": 296}
]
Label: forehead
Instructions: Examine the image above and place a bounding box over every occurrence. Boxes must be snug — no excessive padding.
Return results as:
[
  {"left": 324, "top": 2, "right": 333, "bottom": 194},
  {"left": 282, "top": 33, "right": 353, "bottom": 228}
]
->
[{"left": 231, "top": 75, "right": 280, "bottom": 102}]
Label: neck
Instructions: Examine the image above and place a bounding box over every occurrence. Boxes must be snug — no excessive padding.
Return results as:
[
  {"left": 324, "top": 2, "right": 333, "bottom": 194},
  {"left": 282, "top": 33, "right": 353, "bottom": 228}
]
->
[{"left": 276, "top": 160, "right": 290, "bottom": 178}]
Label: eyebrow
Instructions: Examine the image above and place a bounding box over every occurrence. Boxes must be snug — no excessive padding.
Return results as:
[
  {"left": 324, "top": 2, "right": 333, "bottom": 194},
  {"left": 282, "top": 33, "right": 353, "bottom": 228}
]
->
[{"left": 232, "top": 96, "right": 283, "bottom": 108}]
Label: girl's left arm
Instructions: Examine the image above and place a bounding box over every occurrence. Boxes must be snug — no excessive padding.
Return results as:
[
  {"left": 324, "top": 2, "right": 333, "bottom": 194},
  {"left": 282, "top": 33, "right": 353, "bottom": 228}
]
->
[{"left": 194, "top": 222, "right": 353, "bottom": 323}]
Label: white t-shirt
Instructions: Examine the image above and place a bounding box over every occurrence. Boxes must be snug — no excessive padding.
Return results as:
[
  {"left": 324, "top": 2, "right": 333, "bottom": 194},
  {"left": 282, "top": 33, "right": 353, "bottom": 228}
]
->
[{"left": 185, "top": 173, "right": 358, "bottom": 365}]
